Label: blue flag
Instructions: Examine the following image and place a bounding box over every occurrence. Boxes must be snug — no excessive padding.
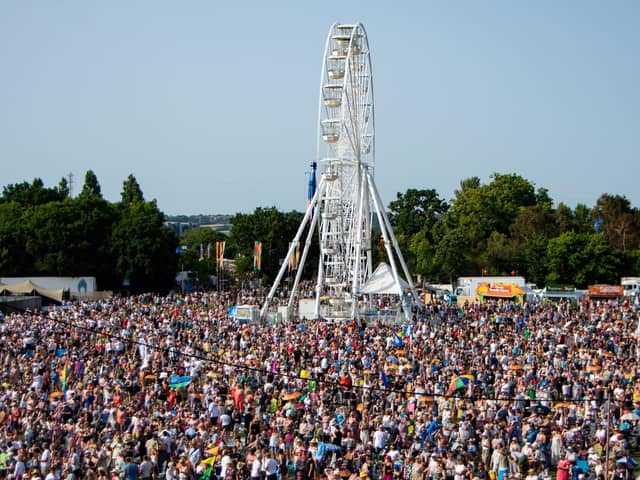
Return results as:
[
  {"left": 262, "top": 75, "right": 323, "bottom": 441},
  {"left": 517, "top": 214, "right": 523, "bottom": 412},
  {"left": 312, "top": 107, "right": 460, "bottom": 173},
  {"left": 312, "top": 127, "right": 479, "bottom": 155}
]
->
[
  {"left": 169, "top": 375, "right": 192, "bottom": 389},
  {"left": 381, "top": 370, "right": 388, "bottom": 387}
]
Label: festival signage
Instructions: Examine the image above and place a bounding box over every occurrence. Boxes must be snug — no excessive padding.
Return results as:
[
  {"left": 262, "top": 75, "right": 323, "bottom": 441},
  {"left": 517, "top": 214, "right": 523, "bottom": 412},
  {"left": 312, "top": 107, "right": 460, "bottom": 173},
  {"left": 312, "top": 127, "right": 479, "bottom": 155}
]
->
[
  {"left": 476, "top": 282, "right": 524, "bottom": 298},
  {"left": 588, "top": 284, "right": 623, "bottom": 297}
]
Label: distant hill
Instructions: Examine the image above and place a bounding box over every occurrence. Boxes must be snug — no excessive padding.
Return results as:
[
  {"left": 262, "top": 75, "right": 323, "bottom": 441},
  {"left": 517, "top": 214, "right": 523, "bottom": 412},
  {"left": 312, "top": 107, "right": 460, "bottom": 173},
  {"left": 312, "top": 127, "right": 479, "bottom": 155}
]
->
[{"left": 166, "top": 214, "right": 232, "bottom": 225}]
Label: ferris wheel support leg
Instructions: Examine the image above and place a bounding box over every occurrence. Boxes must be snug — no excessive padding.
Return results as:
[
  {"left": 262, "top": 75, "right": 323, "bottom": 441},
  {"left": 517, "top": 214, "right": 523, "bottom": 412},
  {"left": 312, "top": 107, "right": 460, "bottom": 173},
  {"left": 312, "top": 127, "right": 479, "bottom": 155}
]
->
[
  {"left": 314, "top": 253, "right": 324, "bottom": 319},
  {"left": 367, "top": 173, "right": 421, "bottom": 314},
  {"left": 351, "top": 167, "right": 368, "bottom": 319},
  {"left": 260, "top": 180, "right": 324, "bottom": 320},
  {"left": 288, "top": 196, "right": 322, "bottom": 314},
  {"left": 366, "top": 172, "right": 411, "bottom": 321},
  {"left": 370, "top": 180, "right": 421, "bottom": 307}
]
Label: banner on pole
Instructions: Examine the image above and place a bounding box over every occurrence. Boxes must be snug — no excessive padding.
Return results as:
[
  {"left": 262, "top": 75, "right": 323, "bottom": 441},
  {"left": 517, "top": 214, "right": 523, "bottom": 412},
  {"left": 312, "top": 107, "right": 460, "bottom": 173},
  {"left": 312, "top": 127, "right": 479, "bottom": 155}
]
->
[{"left": 254, "top": 241, "right": 262, "bottom": 272}]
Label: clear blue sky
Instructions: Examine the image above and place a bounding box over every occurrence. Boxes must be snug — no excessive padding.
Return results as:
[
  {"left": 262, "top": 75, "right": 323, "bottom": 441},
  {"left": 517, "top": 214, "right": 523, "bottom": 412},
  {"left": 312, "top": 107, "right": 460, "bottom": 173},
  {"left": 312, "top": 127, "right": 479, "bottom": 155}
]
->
[{"left": 1, "top": 1, "right": 638, "bottom": 215}]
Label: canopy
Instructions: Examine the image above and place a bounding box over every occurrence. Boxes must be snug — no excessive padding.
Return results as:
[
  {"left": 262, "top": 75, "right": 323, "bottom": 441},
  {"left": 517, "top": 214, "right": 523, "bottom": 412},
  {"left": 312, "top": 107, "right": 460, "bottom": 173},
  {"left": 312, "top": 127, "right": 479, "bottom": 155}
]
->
[
  {"left": 0, "top": 280, "right": 65, "bottom": 302},
  {"left": 360, "top": 263, "right": 409, "bottom": 295}
]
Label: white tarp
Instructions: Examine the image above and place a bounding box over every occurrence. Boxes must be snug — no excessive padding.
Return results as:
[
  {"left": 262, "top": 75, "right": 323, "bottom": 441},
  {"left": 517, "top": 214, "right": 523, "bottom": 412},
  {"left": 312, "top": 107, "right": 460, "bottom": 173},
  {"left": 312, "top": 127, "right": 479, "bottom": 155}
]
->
[
  {"left": 0, "top": 280, "right": 65, "bottom": 302},
  {"left": 0, "top": 277, "right": 95, "bottom": 297},
  {"left": 360, "top": 263, "right": 410, "bottom": 295}
]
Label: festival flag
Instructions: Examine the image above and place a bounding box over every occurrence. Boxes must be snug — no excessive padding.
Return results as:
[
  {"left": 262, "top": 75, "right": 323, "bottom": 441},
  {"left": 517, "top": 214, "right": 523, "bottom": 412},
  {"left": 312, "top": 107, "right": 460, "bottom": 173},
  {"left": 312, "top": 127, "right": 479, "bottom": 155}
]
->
[
  {"left": 216, "top": 241, "right": 226, "bottom": 267},
  {"left": 307, "top": 161, "right": 317, "bottom": 219},
  {"left": 199, "top": 244, "right": 204, "bottom": 261},
  {"left": 169, "top": 375, "right": 192, "bottom": 389},
  {"left": 254, "top": 241, "right": 262, "bottom": 272},
  {"left": 288, "top": 242, "right": 300, "bottom": 272},
  {"left": 404, "top": 324, "right": 413, "bottom": 347},
  {"left": 60, "top": 364, "right": 69, "bottom": 392},
  {"left": 381, "top": 370, "right": 388, "bottom": 388},
  {"left": 393, "top": 332, "right": 403, "bottom": 348},
  {"left": 200, "top": 466, "right": 214, "bottom": 479}
]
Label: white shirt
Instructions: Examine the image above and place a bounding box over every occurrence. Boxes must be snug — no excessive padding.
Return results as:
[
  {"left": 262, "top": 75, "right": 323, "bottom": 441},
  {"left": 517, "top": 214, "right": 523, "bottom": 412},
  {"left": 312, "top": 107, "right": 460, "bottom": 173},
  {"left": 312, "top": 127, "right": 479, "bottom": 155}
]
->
[
  {"left": 251, "top": 458, "right": 262, "bottom": 476},
  {"left": 264, "top": 457, "right": 279, "bottom": 475}
]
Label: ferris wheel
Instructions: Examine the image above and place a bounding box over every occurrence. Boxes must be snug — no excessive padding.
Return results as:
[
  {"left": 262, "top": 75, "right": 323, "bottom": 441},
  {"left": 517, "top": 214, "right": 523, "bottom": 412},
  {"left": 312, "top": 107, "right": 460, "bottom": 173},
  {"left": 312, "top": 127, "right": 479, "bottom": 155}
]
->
[{"left": 261, "top": 23, "right": 418, "bottom": 321}]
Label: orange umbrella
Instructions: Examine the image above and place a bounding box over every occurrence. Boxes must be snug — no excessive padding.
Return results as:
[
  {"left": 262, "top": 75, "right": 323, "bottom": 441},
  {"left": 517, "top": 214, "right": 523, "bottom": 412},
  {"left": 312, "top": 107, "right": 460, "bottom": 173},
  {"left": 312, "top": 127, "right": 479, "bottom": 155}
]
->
[
  {"left": 282, "top": 391, "right": 302, "bottom": 401},
  {"left": 49, "top": 391, "right": 64, "bottom": 400},
  {"left": 509, "top": 364, "right": 524, "bottom": 371},
  {"left": 144, "top": 374, "right": 157, "bottom": 380},
  {"left": 554, "top": 402, "right": 572, "bottom": 409},
  {"left": 586, "top": 365, "right": 601, "bottom": 372}
]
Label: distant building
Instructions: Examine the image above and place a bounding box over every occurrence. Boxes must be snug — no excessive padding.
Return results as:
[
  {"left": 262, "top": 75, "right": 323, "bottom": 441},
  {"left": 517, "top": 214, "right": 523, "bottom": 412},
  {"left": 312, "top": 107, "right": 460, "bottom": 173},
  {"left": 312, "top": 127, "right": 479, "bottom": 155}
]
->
[{"left": 165, "top": 222, "right": 197, "bottom": 236}]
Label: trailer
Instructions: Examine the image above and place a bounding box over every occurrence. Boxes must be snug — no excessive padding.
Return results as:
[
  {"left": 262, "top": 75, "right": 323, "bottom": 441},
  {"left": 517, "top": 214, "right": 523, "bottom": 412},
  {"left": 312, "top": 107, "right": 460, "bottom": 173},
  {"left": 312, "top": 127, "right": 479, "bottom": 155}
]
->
[
  {"left": 454, "top": 276, "right": 526, "bottom": 298},
  {"left": 621, "top": 277, "right": 640, "bottom": 298}
]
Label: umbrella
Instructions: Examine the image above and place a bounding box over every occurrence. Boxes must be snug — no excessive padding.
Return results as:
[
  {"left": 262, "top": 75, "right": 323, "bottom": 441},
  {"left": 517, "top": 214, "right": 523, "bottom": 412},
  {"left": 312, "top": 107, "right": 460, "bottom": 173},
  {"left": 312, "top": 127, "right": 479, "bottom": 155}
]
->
[
  {"left": 620, "top": 412, "right": 640, "bottom": 421},
  {"left": 554, "top": 402, "right": 573, "bottom": 409},
  {"left": 495, "top": 409, "right": 509, "bottom": 420},
  {"left": 49, "top": 391, "right": 64, "bottom": 400},
  {"left": 527, "top": 404, "right": 551, "bottom": 416},
  {"left": 586, "top": 365, "right": 601, "bottom": 372},
  {"left": 447, "top": 374, "right": 474, "bottom": 393},
  {"left": 509, "top": 364, "right": 524, "bottom": 371},
  {"left": 205, "top": 446, "right": 219, "bottom": 455},
  {"left": 282, "top": 391, "right": 302, "bottom": 401},
  {"left": 387, "top": 356, "right": 399, "bottom": 364}
]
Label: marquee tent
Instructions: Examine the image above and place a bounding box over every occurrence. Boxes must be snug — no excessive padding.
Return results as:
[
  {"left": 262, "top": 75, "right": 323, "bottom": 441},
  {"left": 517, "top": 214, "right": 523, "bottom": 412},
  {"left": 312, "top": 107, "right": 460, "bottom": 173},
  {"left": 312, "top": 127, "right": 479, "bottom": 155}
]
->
[{"left": 359, "top": 263, "right": 410, "bottom": 295}]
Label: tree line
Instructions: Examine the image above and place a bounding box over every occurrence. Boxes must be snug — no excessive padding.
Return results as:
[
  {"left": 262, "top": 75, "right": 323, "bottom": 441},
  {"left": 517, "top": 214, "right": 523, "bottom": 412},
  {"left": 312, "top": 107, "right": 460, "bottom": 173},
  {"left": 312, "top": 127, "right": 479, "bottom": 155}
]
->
[
  {"left": 1, "top": 171, "right": 639, "bottom": 292},
  {"left": 388, "top": 174, "right": 640, "bottom": 287},
  {"left": 0, "top": 172, "right": 177, "bottom": 292}
]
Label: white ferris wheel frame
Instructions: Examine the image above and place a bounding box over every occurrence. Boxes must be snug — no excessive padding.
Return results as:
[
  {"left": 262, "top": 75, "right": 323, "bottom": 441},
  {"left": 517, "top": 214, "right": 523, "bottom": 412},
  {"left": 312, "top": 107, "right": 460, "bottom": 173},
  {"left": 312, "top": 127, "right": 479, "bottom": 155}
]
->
[{"left": 261, "top": 23, "right": 419, "bottom": 321}]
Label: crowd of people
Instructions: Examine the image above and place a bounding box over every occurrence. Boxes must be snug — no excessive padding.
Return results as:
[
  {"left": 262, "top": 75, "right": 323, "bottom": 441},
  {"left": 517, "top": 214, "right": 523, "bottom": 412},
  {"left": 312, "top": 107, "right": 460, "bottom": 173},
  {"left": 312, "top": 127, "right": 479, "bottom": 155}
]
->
[{"left": 0, "top": 289, "right": 639, "bottom": 480}]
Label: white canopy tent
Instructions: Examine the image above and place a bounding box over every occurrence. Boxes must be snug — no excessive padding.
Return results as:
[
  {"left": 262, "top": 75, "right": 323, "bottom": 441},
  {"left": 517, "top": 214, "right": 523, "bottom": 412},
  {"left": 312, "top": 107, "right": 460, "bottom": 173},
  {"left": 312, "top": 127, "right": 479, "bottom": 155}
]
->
[
  {"left": 0, "top": 280, "right": 65, "bottom": 302},
  {"left": 360, "top": 263, "right": 410, "bottom": 295}
]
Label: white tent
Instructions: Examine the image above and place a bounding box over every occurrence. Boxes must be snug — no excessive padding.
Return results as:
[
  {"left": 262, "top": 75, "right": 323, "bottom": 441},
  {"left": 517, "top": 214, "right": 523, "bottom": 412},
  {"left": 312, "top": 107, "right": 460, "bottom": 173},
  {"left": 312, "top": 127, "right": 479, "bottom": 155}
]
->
[
  {"left": 0, "top": 280, "right": 65, "bottom": 302},
  {"left": 359, "top": 263, "right": 410, "bottom": 295}
]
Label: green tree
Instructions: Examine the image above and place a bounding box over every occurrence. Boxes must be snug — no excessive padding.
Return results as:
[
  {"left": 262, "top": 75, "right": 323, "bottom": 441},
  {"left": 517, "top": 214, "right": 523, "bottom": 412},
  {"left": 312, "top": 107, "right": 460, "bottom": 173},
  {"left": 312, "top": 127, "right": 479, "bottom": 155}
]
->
[
  {"left": 388, "top": 188, "right": 448, "bottom": 237},
  {"left": 57, "top": 177, "right": 70, "bottom": 199},
  {"left": 592, "top": 194, "right": 640, "bottom": 251},
  {"left": 111, "top": 200, "right": 178, "bottom": 291},
  {"left": 0, "top": 202, "right": 32, "bottom": 275},
  {"left": 1, "top": 178, "right": 66, "bottom": 206},
  {"left": 230, "top": 207, "right": 307, "bottom": 280},
  {"left": 79, "top": 170, "right": 102, "bottom": 199},
  {"left": 121, "top": 174, "right": 145, "bottom": 206},
  {"left": 453, "top": 176, "right": 481, "bottom": 199},
  {"left": 506, "top": 206, "right": 558, "bottom": 285},
  {"left": 387, "top": 188, "right": 448, "bottom": 278},
  {"left": 545, "top": 232, "right": 624, "bottom": 287},
  {"left": 434, "top": 173, "right": 541, "bottom": 279}
]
